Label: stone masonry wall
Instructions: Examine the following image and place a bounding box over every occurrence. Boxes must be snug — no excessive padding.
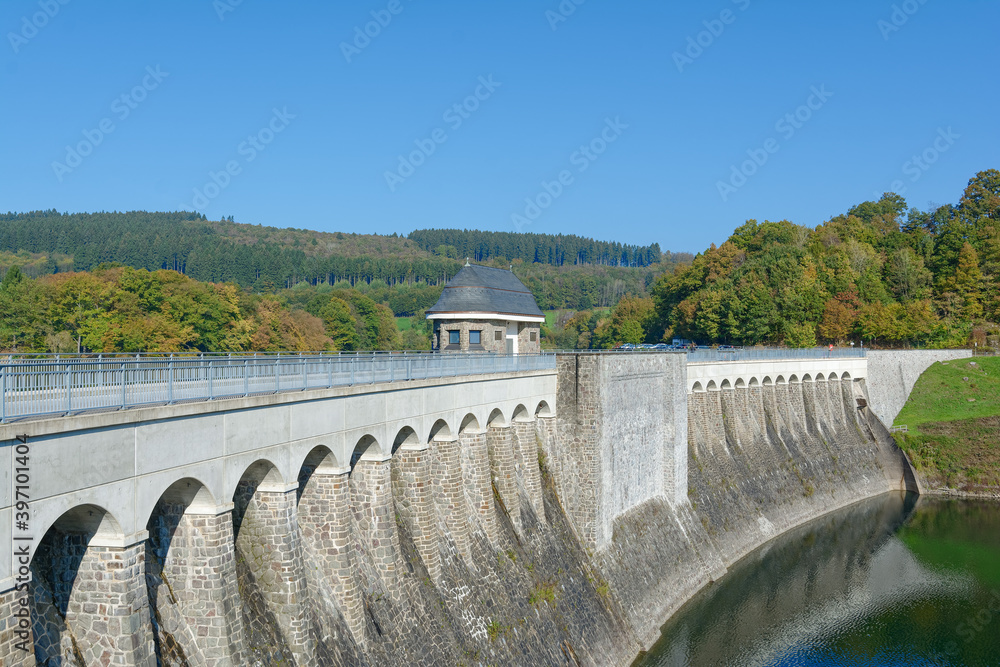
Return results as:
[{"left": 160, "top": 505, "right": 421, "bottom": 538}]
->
[{"left": 0, "top": 585, "right": 34, "bottom": 666}]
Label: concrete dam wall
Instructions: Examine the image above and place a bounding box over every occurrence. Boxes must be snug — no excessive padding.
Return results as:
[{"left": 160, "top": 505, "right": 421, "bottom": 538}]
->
[{"left": 0, "top": 351, "right": 957, "bottom": 665}]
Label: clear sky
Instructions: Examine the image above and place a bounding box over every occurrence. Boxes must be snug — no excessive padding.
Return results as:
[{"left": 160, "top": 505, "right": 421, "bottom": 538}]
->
[{"left": 1, "top": 0, "right": 997, "bottom": 254}]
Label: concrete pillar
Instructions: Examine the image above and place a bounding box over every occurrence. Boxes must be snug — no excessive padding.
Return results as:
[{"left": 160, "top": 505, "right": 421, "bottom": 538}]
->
[
  {"left": 32, "top": 538, "right": 156, "bottom": 666},
  {"left": 0, "top": 585, "right": 35, "bottom": 666},
  {"left": 392, "top": 447, "right": 442, "bottom": 584},
  {"left": 235, "top": 484, "right": 315, "bottom": 667},
  {"left": 350, "top": 458, "right": 402, "bottom": 591},
  {"left": 431, "top": 437, "right": 473, "bottom": 564},
  {"left": 148, "top": 504, "right": 246, "bottom": 666},
  {"left": 513, "top": 419, "right": 545, "bottom": 520},
  {"left": 298, "top": 468, "right": 365, "bottom": 642},
  {"left": 459, "top": 430, "right": 498, "bottom": 545},
  {"left": 487, "top": 425, "right": 521, "bottom": 534}
]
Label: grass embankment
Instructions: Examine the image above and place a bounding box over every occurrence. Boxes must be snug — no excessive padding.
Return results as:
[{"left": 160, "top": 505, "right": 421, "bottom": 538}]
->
[{"left": 893, "top": 356, "right": 1000, "bottom": 493}]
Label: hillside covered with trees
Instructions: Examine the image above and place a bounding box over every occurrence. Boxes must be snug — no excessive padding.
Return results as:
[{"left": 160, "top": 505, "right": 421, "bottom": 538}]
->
[{"left": 647, "top": 169, "right": 1000, "bottom": 349}]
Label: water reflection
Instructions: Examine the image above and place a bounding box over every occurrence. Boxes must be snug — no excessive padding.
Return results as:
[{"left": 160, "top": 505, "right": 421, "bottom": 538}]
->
[{"left": 636, "top": 493, "right": 1000, "bottom": 667}]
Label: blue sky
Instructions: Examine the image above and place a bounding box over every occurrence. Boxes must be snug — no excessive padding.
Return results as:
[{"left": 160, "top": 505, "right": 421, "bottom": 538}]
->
[{"left": 1, "top": 0, "right": 997, "bottom": 254}]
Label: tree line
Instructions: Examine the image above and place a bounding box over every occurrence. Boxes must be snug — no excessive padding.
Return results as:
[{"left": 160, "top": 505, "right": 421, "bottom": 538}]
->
[{"left": 407, "top": 228, "right": 678, "bottom": 268}]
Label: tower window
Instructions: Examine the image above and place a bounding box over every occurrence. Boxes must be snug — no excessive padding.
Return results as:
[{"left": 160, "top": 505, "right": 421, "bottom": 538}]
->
[{"left": 449, "top": 330, "right": 460, "bottom": 345}]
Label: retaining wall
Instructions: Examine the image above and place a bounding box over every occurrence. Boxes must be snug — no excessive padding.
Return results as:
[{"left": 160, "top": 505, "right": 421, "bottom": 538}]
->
[{"left": 866, "top": 349, "right": 972, "bottom": 426}]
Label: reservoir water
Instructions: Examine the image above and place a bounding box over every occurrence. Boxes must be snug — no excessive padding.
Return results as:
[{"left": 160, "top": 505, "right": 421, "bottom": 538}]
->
[{"left": 636, "top": 493, "right": 1000, "bottom": 667}]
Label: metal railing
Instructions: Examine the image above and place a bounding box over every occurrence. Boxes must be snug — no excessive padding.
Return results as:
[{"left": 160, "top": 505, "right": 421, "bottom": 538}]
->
[
  {"left": 0, "top": 352, "right": 555, "bottom": 423},
  {"left": 687, "top": 347, "right": 867, "bottom": 363}
]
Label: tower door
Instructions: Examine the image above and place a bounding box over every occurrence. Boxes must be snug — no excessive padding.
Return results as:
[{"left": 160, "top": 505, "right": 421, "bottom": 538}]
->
[{"left": 506, "top": 321, "right": 518, "bottom": 355}]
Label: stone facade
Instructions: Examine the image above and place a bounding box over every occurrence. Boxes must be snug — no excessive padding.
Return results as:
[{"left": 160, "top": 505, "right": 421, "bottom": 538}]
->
[
  {"left": 234, "top": 487, "right": 315, "bottom": 666},
  {"left": 429, "top": 438, "right": 473, "bottom": 564},
  {"left": 31, "top": 539, "right": 155, "bottom": 666},
  {"left": 513, "top": 419, "right": 545, "bottom": 520},
  {"left": 297, "top": 470, "right": 365, "bottom": 642},
  {"left": 487, "top": 426, "right": 522, "bottom": 535},
  {"left": 459, "top": 429, "right": 498, "bottom": 544},
  {"left": 147, "top": 505, "right": 246, "bottom": 666},
  {"left": 349, "top": 460, "right": 402, "bottom": 592},
  {"left": 431, "top": 318, "right": 541, "bottom": 354},
  {"left": 0, "top": 585, "right": 35, "bottom": 666},
  {"left": 390, "top": 448, "right": 441, "bottom": 583}
]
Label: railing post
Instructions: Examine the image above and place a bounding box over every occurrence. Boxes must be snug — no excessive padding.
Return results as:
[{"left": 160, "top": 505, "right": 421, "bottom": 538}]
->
[
  {"left": 389, "top": 352, "right": 394, "bottom": 383},
  {"left": 275, "top": 356, "right": 280, "bottom": 393},
  {"left": 65, "top": 363, "right": 72, "bottom": 414},
  {"left": 1, "top": 364, "right": 5, "bottom": 423},
  {"left": 301, "top": 352, "right": 307, "bottom": 390},
  {"left": 208, "top": 360, "right": 214, "bottom": 400},
  {"left": 121, "top": 362, "right": 127, "bottom": 411},
  {"left": 244, "top": 359, "right": 249, "bottom": 397},
  {"left": 351, "top": 356, "right": 356, "bottom": 386},
  {"left": 327, "top": 355, "right": 333, "bottom": 388},
  {"left": 370, "top": 354, "right": 375, "bottom": 384}
]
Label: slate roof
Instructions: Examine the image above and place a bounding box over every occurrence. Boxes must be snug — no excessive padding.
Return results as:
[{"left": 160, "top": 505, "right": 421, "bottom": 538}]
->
[{"left": 426, "top": 264, "right": 543, "bottom": 318}]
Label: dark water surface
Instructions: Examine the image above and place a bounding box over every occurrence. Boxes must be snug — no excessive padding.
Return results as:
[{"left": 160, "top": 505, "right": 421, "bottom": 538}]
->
[{"left": 636, "top": 493, "right": 1000, "bottom": 667}]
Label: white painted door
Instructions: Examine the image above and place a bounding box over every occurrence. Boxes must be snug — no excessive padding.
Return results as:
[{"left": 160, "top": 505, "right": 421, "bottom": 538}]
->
[{"left": 506, "top": 321, "right": 518, "bottom": 354}]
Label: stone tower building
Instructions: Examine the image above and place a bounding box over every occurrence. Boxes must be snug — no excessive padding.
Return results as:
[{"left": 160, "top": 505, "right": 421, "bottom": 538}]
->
[{"left": 426, "top": 263, "right": 544, "bottom": 353}]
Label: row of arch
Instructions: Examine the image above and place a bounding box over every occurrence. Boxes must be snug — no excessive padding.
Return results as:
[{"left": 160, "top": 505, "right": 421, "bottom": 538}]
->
[
  {"left": 691, "top": 372, "right": 853, "bottom": 393},
  {"left": 29, "top": 399, "right": 555, "bottom": 556}
]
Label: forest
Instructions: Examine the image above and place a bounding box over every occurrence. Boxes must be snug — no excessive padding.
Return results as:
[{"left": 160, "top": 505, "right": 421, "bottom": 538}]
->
[{"left": 2, "top": 168, "right": 996, "bottom": 353}]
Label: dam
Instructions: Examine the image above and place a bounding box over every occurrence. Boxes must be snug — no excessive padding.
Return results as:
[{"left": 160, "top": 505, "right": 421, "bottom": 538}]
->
[{"left": 0, "top": 348, "right": 969, "bottom": 665}]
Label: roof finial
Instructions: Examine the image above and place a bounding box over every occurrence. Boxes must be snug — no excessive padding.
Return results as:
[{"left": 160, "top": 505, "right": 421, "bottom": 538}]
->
[{"left": 465, "top": 257, "right": 470, "bottom": 267}]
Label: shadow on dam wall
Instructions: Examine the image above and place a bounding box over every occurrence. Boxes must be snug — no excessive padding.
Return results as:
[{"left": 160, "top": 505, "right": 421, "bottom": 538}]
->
[{"left": 2, "top": 355, "right": 926, "bottom": 666}]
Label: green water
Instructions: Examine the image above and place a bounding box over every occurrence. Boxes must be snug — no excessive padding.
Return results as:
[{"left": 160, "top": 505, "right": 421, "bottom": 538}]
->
[{"left": 636, "top": 494, "right": 1000, "bottom": 667}]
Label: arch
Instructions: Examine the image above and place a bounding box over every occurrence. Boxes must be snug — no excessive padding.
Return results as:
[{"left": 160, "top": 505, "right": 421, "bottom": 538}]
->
[
  {"left": 487, "top": 408, "right": 507, "bottom": 428},
  {"left": 233, "top": 459, "right": 285, "bottom": 537},
  {"left": 841, "top": 371, "right": 852, "bottom": 381},
  {"left": 762, "top": 376, "right": 773, "bottom": 387},
  {"left": 827, "top": 372, "right": 840, "bottom": 382},
  {"left": 512, "top": 404, "right": 530, "bottom": 422},
  {"left": 692, "top": 381, "right": 705, "bottom": 393},
  {"left": 351, "top": 434, "right": 384, "bottom": 467},
  {"left": 816, "top": 372, "right": 827, "bottom": 382},
  {"left": 297, "top": 444, "right": 341, "bottom": 476},
  {"left": 748, "top": 377, "right": 760, "bottom": 388},
  {"left": 788, "top": 374, "right": 800, "bottom": 384},
  {"left": 802, "top": 373, "right": 813, "bottom": 383},
  {"left": 707, "top": 380, "right": 719, "bottom": 392},
  {"left": 775, "top": 375, "right": 786, "bottom": 385},
  {"left": 392, "top": 426, "right": 419, "bottom": 454},
  {"left": 35, "top": 504, "right": 125, "bottom": 556},
  {"left": 460, "top": 413, "right": 481, "bottom": 434},
  {"left": 146, "top": 477, "right": 218, "bottom": 523},
  {"left": 720, "top": 379, "right": 733, "bottom": 391},
  {"left": 535, "top": 400, "right": 553, "bottom": 417},
  {"left": 735, "top": 378, "right": 746, "bottom": 389},
  {"left": 428, "top": 418, "right": 453, "bottom": 442}
]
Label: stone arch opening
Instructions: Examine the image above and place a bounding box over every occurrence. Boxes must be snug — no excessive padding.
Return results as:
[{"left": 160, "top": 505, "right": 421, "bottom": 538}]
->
[
  {"left": 428, "top": 418, "right": 453, "bottom": 442},
  {"left": 692, "top": 381, "right": 705, "bottom": 393},
  {"left": 487, "top": 408, "right": 507, "bottom": 428},
  {"left": 350, "top": 434, "right": 383, "bottom": 470},
  {"left": 762, "top": 376, "right": 773, "bottom": 387},
  {"left": 707, "top": 380, "right": 719, "bottom": 391},
  {"left": 841, "top": 371, "right": 852, "bottom": 381},
  {"left": 460, "top": 413, "right": 481, "bottom": 434},
  {"left": 775, "top": 375, "right": 786, "bottom": 385},
  {"left": 391, "top": 426, "right": 419, "bottom": 455},
  {"left": 31, "top": 504, "right": 132, "bottom": 666},
  {"left": 735, "top": 378, "right": 747, "bottom": 389},
  {"left": 816, "top": 372, "right": 828, "bottom": 382},
  {"left": 297, "top": 445, "right": 340, "bottom": 502},
  {"left": 535, "top": 400, "right": 553, "bottom": 417},
  {"left": 232, "top": 459, "right": 285, "bottom": 539},
  {"left": 802, "top": 373, "right": 813, "bottom": 383},
  {"left": 144, "top": 478, "right": 238, "bottom": 665},
  {"left": 512, "top": 404, "right": 530, "bottom": 422},
  {"left": 721, "top": 379, "right": 733, "bottom": 391},
  {"left": 788, "top": 374, "right": 800, "bottom": 384},
  {"left": 749, "top": 377, "right": 760, "bottom": 388}
]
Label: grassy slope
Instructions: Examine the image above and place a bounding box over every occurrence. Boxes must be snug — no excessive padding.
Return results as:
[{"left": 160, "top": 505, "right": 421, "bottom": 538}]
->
[{"left": 894, "top": 356, "right": 1000, "bottom": 492}]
